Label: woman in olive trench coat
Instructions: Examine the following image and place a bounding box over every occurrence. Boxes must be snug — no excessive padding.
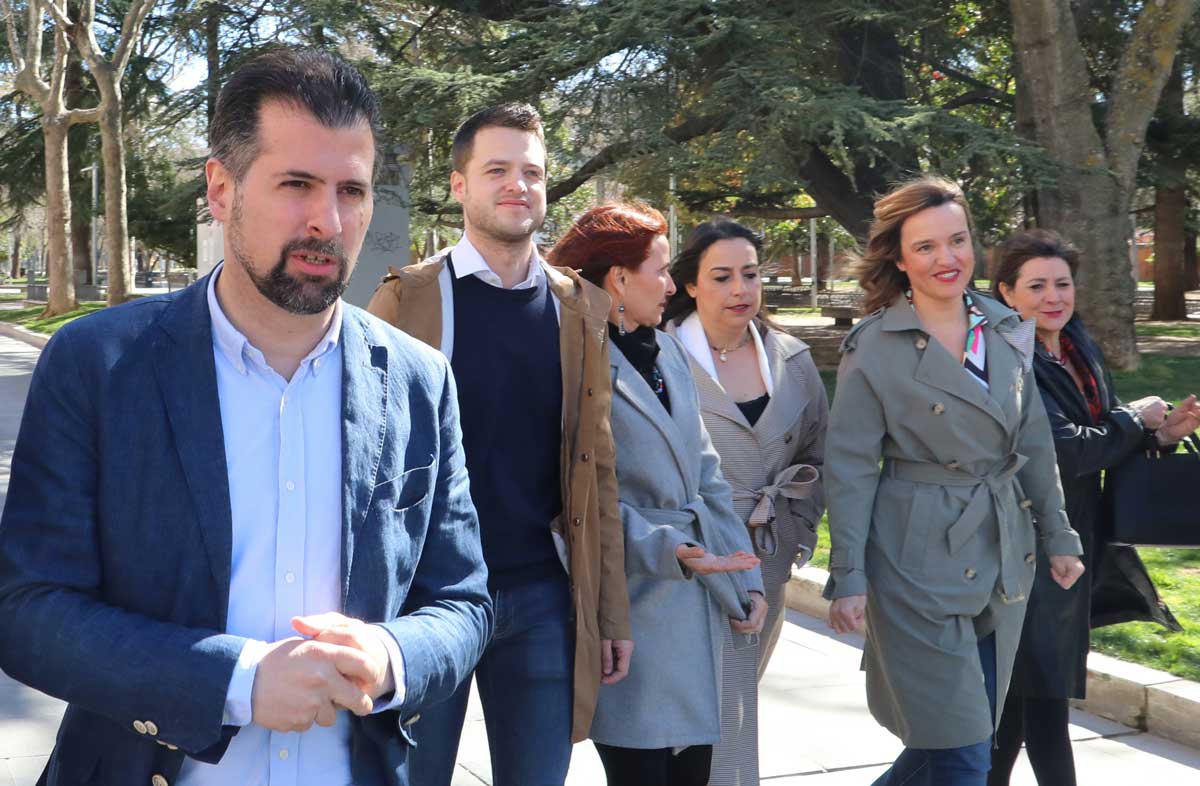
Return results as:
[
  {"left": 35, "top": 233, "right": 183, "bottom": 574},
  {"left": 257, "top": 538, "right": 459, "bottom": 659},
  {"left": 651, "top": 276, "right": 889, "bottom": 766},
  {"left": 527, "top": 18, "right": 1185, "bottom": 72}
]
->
[{"left": 823, "top": 177, "right": 1084, "bottom": 786}]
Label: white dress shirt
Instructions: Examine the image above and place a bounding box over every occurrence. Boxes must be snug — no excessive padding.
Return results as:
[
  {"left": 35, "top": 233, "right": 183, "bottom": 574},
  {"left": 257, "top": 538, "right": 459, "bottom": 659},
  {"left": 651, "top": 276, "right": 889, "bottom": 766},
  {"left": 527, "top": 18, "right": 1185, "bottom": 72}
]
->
[
  {"left": 178, "top": 266, "right": 404, "bottom": 786},
  {"left": 437, "top": 233, "right": 559, "bottom": 360}
]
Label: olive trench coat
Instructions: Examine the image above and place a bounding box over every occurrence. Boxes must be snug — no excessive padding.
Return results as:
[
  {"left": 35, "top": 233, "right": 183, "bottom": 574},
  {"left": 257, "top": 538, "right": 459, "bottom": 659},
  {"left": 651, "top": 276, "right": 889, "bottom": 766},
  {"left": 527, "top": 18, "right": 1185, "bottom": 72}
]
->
[
  {"left": 366, "top": 250, "right": 632, "bottom": 743},
  {"left": 824, "top": 293, "right": 1082, "bottom": 750},
  {"left": 589, "top": 330, "right": 765, "bottom": 750}
]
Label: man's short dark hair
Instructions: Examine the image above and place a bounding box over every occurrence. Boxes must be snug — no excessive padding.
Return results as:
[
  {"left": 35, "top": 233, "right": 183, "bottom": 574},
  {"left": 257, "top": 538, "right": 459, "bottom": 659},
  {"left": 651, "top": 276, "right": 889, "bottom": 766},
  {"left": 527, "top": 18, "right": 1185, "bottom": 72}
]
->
[
  {"left": 451, "top": 103, "right": 544, "bottom": 173},
  {"left": 210, "top": 48, "right": 382, "bottom": 181}
]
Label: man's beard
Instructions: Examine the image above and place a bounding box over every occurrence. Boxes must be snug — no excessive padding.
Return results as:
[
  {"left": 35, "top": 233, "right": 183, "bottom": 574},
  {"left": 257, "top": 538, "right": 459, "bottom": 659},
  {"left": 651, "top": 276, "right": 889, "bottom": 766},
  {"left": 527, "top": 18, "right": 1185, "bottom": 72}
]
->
[{"left": 229, "top": 195, "right": 350, "bottom": 315}]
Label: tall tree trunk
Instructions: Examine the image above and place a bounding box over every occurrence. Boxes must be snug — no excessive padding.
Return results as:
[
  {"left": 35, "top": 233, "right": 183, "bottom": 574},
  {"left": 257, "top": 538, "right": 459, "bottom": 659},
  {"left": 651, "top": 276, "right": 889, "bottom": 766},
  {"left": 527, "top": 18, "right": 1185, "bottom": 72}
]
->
[
  {"left": 96, "top": 84, "right": 131, "bottom": 304},
  {"left": 10, "top": 227, "right": 21, "bottom": 279},
  {"left": 1185, "top": 228, "right": 1199, "bottom": 292},
  {"left": 66, "top": 50, "right": 91, "bottom": 286},
  {"left": 1010, "top": 0, "right": 1197, "bottom": 368},
  {"left": 1152, "top": 64, "right": 1187, "bottom": 320},
  {"left": 42, "top": 115, "right": 76, "bottom": 314}
]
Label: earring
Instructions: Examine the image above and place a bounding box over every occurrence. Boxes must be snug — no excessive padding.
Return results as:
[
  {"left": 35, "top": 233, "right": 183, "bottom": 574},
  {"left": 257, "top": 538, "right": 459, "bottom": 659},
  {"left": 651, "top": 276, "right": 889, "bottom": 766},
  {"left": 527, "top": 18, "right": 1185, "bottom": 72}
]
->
[{"left": 618, "top": 302, "right": 627, "bottom": 336}]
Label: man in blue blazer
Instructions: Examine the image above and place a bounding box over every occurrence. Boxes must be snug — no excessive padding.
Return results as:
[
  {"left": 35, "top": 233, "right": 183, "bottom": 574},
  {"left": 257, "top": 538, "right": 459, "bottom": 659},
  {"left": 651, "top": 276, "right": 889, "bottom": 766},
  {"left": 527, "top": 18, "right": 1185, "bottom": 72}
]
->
[{"left": 0, "top": 50, "right": 491, "bottom": 786}]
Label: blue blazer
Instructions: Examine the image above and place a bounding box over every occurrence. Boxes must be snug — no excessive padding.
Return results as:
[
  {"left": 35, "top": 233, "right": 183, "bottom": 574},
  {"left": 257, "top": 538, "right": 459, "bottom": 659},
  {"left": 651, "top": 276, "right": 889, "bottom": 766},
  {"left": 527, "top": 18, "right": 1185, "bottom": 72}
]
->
[{"left": 0, "top": 275, "right": 492, "bottom": 785}]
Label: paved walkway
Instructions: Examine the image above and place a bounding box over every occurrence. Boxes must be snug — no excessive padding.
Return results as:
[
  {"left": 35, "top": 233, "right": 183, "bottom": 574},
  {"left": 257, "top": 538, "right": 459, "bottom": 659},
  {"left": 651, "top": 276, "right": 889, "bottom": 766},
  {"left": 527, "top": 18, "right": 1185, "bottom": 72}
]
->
[{"left": 0, "top": 333, "right": 1198, "bottom": 784}]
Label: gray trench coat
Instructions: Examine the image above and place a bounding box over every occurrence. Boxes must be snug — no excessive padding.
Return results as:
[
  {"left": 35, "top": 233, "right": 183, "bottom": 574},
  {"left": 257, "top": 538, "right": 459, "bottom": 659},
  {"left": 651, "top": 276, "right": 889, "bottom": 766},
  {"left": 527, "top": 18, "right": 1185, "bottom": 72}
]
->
[
  {"left": 824, "top": 293, "right": 1082, "bottom": 749},
  {"left": 589, "top": 330, "right": 765, "bottom": 750}
]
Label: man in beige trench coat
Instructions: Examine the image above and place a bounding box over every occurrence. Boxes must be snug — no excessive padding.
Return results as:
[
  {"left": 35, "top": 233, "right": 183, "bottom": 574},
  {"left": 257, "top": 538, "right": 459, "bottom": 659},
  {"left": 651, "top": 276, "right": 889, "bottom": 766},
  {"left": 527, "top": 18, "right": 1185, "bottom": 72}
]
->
[
  {"left": 366, "top": 103, "right": 631, "bottom": 786},
  {"left": 823, "top": 292, "right": 1084, "bottom": 769}
]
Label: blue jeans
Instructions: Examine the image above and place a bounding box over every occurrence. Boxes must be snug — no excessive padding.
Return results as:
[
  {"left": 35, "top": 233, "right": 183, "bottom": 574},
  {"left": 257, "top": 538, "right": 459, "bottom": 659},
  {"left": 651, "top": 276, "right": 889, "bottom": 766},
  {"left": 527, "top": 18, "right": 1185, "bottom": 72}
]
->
[
  {"left": 408, "top": 573, "right": 575, "bottom": 786},
  {"left": 871, "top": 633, "right": 998, "bottom": 786}
]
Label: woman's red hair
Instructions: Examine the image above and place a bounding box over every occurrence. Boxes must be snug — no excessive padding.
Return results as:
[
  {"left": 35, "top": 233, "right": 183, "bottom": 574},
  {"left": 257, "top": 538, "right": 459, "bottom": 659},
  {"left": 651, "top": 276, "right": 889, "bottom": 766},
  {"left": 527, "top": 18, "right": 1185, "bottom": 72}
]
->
[{"left": 548, "top": 202, "right": 668, "bottom": 287}]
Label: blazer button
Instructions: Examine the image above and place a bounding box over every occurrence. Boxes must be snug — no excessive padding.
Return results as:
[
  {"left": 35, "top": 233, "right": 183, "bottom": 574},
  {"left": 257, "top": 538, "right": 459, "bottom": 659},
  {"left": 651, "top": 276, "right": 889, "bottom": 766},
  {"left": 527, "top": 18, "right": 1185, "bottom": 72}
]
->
[
  {"left": 1025, "top": 553, "right": 1036, "bottom": 565},
  {"left": 964, "top": 567, "right": 977, "bottom": 580},
  {"left": 133, "top": 720, "right": 148, "bottom": 735},
  {"left": 404, "top": 713, "right": 421, "bottom": 726},
  {"left": 915, "top": 337, "right": 928, "bottom": 350},
  {"left": 587, "top": 387, "right": 594, "bottom": 396},
  {"left": 784, "top": 434, "right": 793, "bottom": 444},
  {"left": 945, "top": 460, "right": 960, "bottom": 471},
  {"left": 932, "top": 402, "right": 946, "bottom": 415},
  {"left": 1019, "top": 499, "right": 1033, "bottom": 509},
  {"left": 151, "top": 775, "right": 169, "bottom": 786},
  {"left": 145, "top": 720, "right": 159, "bottom": 736},
  {"left": 572, "top": 516, "right": 582, "bottom": 527},
  {"left": 581, "top": 453, "right": 590, "bottom": 462}
]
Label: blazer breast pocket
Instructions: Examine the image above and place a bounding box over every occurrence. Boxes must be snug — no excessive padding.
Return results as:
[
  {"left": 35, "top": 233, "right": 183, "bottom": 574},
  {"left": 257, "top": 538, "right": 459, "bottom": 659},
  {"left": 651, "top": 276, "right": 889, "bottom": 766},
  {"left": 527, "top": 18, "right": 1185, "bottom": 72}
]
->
[{"left": 376, "top": 456, "right": 435, "bottom": 513}]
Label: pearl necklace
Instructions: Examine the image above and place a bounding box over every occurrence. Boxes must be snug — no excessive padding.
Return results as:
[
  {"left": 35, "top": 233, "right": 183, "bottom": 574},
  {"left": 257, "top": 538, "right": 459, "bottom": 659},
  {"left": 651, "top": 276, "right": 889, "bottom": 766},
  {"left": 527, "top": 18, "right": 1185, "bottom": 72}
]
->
[{"left": 710, "top": 331, "right": 752, "bottom": 362}]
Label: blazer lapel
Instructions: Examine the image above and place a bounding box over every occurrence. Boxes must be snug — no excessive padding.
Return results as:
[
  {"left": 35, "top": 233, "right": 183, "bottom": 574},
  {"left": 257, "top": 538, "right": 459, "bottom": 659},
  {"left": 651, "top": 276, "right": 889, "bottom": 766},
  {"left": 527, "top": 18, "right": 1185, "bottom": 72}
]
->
[
  {"left": 913, "top": 333, "right": 1008, "bottom": 429},
  {"left": 152, "top": 275, "right": 233, "bottom": 618},
  {"left": 688, "top": 353, "right": 752, "bottom": 430},
  {"left": 340, "top": 309, "right": 389, "bottom": 607},
  {"left": 611, "top": 341, "right": 692, "bottom": 479},
  {"left": 752, "top": 333, "right": 809, "bottom": 443}
]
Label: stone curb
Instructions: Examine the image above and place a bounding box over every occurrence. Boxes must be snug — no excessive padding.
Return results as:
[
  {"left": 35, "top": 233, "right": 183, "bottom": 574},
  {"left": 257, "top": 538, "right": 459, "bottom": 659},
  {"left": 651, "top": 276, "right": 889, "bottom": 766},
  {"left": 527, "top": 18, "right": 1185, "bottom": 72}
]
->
[
  {"left": 0, "top": 320, "right": 48, "bottom": 349},
  {"left": 785, "top": 565, "right": 1200, "bottom": 750}
]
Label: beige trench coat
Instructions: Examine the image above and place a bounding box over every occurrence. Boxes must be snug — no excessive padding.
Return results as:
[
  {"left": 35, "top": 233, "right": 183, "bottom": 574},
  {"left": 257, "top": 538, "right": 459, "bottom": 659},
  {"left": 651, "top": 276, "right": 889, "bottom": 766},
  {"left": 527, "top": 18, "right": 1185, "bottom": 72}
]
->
[
  {"left": 824, "top": 293, "right": 1082, "bottom": 749},
  {"left": 366, "top": 251, "right": 632, "bottom": 743}
]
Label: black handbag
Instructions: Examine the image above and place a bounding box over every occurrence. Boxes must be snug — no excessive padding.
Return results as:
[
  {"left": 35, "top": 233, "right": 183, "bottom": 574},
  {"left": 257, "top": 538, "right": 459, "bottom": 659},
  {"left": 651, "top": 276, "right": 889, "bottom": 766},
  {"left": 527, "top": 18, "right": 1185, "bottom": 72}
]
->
[{"left": 1105, "top": 433, "right": 1200, "bottom": 547}]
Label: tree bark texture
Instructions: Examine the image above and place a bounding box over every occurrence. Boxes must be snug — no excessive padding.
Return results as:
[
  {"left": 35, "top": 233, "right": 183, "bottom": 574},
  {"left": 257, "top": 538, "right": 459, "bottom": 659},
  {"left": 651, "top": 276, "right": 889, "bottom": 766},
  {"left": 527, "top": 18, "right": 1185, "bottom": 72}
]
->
[
  {"left": 10, "top": 229, "right": 21, "bottom": 279},
  {"left": 41, "top": 116, "right": 76, "bottom": 314},
  {"left": 1152, "top": 64, "right": 1187, "bottom": 320},
  {"left": 1010, "top": 0, "right": 1198, "bottom": 368}
]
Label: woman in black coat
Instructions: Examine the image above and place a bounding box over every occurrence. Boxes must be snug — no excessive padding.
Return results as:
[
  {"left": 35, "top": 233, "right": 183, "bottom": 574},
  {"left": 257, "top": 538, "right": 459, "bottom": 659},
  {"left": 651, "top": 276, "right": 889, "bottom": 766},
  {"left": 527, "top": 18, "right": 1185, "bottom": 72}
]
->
[{"left": 989, "top": 229, "right": 1198, "bottom": 785}]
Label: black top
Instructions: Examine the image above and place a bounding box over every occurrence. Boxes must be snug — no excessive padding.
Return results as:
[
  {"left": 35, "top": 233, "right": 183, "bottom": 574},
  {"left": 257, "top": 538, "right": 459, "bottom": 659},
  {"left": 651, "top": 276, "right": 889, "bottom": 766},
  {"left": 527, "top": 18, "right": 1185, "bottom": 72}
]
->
[
  {"left": 448, "top": 255, "right": 564, "bottom": 590},
  {"left": 609, "top": 323, "right": 670, "bottom": 413},
  {"left": 736, "top": 393, "right": 770, "bottom": 426}
]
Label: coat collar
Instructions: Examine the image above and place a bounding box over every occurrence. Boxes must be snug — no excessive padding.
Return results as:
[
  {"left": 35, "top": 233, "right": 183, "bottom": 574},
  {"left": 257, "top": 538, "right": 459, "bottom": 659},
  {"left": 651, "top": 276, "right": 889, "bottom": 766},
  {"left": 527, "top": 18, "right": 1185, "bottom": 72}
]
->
[{"left": 610, "top": 331, "right": 695, "bottom": 483}]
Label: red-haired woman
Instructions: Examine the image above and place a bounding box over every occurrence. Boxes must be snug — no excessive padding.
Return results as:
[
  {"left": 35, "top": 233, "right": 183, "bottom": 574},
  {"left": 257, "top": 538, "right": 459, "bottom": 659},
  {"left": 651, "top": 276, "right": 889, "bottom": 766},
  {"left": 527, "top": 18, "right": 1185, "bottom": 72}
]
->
[{"left": 550, "top": 203, "right": 766, "bottom": 786}]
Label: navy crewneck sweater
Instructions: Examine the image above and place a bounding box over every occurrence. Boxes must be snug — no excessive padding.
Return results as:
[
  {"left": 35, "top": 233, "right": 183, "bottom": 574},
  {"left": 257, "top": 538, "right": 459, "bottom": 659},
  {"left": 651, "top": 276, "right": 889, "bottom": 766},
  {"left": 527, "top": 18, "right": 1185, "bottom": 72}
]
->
[{"left": 448, "top": 256, "right": 564, "bottom": 589}]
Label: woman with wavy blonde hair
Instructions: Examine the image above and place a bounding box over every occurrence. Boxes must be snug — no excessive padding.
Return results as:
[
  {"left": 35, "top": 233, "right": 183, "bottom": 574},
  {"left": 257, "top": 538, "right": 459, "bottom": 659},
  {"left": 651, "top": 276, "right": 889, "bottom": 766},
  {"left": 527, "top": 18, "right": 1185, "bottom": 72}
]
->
[{"left": 824, "top": 176, "right": 1084, "bottom": 785}]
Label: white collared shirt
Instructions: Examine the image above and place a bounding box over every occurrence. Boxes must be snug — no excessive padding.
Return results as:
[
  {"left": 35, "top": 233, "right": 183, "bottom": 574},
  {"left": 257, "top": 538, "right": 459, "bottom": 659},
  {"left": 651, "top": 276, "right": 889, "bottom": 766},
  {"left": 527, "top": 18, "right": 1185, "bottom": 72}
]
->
[
  {"left": 178, "top": 265, "right": 404, "bottom": 786},
  {"left": 437, "top": 233, "right": 560, "bottom": 360}
]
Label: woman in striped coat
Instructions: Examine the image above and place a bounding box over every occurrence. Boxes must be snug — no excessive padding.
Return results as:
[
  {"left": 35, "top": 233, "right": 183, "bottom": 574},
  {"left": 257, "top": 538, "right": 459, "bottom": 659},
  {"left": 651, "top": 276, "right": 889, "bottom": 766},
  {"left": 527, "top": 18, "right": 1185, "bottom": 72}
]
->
[{"left": 663, "top": 220, "right": 828, "bottom": 786}]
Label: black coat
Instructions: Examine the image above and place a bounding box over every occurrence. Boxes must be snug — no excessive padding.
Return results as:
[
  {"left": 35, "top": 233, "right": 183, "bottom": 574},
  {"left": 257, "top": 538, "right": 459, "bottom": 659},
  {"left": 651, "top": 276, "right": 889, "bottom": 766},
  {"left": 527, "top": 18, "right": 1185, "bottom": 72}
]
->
[{"left": 1010, "top": 318, "right": 1180, "bottom": 699}]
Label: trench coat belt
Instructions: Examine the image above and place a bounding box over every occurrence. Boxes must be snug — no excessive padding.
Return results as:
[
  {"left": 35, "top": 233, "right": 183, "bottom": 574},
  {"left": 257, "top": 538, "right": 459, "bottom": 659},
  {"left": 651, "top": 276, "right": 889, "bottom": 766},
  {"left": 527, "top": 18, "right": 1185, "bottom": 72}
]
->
[
  {"left": 884, "top": 453, "right": 1030, "bottom": 603},
  {"left": 730, "top": 464, "right": 820, "bottom": 557},
  {"left": 635, "top": 499, "right": 753, "bottom": 621}
]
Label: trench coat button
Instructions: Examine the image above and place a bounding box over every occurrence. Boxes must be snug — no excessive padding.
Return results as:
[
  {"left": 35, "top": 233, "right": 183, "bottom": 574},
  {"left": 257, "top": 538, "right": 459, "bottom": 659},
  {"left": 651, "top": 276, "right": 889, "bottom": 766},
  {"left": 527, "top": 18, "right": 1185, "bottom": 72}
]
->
[
  {"left": 151, "top": 775, "right": 168, "bottom": 786},
  {"left": 572, "top": 516, "right": 582, "bottom": 527},
  {"left": 964, "top": 567, "right": 977, "bottom": 580},
  {"left": 133, "top": 720, "right": 148, "bottom": 735},
  {"left": 946, "top": 460, "right": 960, "bottom": 471},
  {"left": 1019, "top": 499, "right": 1033, "bottom": 509},
  {"left": 587, "top": 387, "right": 594, "bottom": 396},
  {"left": 915, "top": 337, "right": 928, "bottom": 350},
  {"left": 1025, "top": 553, "right": 1036, "bottom": 565},
  {"left": 932, "top": 402, "right": 946, "bottom": 415},
  {"left": 784, "top": 434, "right": 793, "bottom": 444},
  {"left": 581, "top": 453, "right": 590, "bottom": 462},
  {"left": 145, "top": 720, "right": 159, "bottom": 736}
]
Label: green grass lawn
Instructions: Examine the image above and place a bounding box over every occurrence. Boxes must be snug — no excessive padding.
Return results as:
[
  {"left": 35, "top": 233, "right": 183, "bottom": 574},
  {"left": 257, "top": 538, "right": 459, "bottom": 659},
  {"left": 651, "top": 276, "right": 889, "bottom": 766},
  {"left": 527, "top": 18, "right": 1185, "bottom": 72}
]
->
[
  {"left": 0, "top": 292, "right": 27, "bottom": 302},
  {"left": 810, "top": 353, "right": 1200, "bottom": 680},
  {"left": 0, "top": 302, "right": 106, "bottom": 334},
  {"left": 1136, "top": 321, "right": 1200, "bottom": 339}
]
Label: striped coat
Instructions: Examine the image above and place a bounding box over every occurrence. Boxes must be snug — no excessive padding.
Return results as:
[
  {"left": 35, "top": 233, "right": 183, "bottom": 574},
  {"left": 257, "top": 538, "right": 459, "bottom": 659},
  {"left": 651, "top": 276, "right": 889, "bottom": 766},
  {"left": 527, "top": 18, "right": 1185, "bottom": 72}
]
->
[{"left": 667, "top": 322, "right": 828, "bottom": 786}]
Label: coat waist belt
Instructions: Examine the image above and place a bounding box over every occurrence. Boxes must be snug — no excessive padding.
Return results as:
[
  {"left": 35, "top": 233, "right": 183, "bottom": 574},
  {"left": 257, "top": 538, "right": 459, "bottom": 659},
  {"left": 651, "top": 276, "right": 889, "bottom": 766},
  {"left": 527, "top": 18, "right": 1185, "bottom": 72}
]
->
[
  {"left": 730, "top": 463, "right": 820, "bottom": 556},
  {"left": 884, "top": 453, "right": 1029, "bottom": 603}
]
